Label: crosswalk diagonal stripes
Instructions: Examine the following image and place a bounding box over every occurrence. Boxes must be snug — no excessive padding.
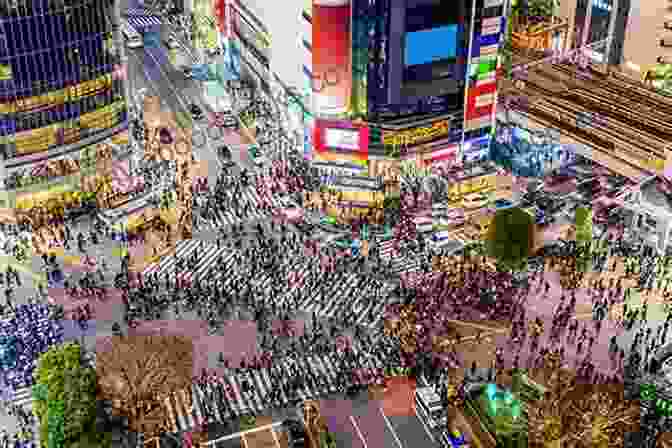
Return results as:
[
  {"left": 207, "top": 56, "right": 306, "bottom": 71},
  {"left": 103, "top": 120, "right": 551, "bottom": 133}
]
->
[
  {"left": 12, "top": 386, "right": 33, "bottom": 408},
  {"left": 142, "top": 239, "right": 197, "bottom": 277},
  {"left": 204, "top": 187, "right": 289, "bottom": 230},
  {"left": 191, "top": 384, "right": 208, "bottom": 426},
  {"left": 161, "top": 350, "right": 390, "bottom": 433},
  {"left": 163, "top": 395, "right": 178, "bottom": 433}
]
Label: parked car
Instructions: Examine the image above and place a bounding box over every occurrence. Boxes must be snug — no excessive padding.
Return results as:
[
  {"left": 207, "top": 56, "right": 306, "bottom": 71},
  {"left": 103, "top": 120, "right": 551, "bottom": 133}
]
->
[
  {"left": 282, "top": 419, "right": 307, "bottom": 448},
  {"left": 493, "top": 198, "right": 514, "bottom": 209},
  {"left": 188, "top": 103, "right": 204, "bottom": 121},
  {"left": 158, "top": 127, "right": 173, "bottom": 144},
  {"left": 180, "top": 65, "right": 192, "bottom": 78},
  {"left": 164, "top": 36, "right": 180, "bottom": 49}
]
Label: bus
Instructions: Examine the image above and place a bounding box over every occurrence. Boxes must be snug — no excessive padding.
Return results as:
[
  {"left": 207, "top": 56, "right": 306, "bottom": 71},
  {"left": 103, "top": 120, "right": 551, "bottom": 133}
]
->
[
  {"left": 120, "top": 19, "right": 143, "bottom": 48},
  {"left": 415, "top": 387, "right": 446, "bottom": 430}
]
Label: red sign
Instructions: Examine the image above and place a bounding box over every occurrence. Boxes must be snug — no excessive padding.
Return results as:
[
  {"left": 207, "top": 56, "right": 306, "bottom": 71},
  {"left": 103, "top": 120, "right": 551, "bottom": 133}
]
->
[{"left": 313, "top": 119, "right": 369, "bottom": 159}]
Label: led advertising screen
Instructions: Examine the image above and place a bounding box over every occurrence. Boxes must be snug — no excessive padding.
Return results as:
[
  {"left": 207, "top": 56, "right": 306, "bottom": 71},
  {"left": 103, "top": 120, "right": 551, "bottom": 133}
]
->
[
  {"left": 313, "top": 119, "right": 369, "bottom": 163},
  {"left": 324, "top": 128, "right": 359, "bottom": 150},
  {"left": 405, "top": 25, "right": 458, "bottom": 67},
  {"left": 312, "top": 0, "right": 351, "bottom": 116}
]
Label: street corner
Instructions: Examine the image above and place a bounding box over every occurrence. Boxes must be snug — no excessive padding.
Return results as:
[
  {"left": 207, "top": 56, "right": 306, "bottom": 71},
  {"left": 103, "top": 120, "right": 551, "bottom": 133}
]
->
[{"left": 375, "top": 375, "right": 416, "bottom": 417}]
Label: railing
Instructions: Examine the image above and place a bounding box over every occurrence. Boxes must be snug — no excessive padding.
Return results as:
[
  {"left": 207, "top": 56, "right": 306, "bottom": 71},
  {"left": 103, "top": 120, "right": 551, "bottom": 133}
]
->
[{"left": 199, "top": 421, "right": 283, "bottom": 447}]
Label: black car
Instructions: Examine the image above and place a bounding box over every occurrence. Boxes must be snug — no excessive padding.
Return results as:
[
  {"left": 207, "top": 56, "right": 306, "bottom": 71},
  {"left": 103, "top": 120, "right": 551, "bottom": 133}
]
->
[
  {"left": 217, "top": 145, "right": 236, "bottom": 167},
  {"left": 159, "top": 127, "right": 173, "bottom": 144},
  {"left": 217, "top": 145, "right": 232, "bottom": 160},
  {"left": 188, "top": 103, "right": 204, "bottom": 120},
  {"left": 282, "top": 419, "right": 307, "bottom": 447},
  {"left": 294, "top": 222, "right": 314, "bottom": 235}
]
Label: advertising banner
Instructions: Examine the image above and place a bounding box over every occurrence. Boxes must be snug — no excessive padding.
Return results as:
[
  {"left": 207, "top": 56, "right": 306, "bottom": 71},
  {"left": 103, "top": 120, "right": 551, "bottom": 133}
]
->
[
  {"left": 313, "top": 118, "right": 368, "bottom": 161},
  {"left": 382, "top": 120, "right": 451, "bottom": 148},
  {"left": 350, "top": 0, "right": 370, "bottom": 118},
  {"left": 312, "top": 0, "right": 352, "bottom": 116}
]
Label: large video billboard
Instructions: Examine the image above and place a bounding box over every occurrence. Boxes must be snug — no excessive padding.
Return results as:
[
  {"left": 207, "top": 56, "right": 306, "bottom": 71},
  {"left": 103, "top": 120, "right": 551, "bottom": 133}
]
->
[{"left": 312, "top": 0, "right": 352, "bottom": 117}]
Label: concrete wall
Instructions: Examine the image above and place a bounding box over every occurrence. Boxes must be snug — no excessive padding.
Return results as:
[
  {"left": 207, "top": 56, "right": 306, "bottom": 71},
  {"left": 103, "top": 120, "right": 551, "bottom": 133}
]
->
[{"left": 620, "top": 0, "right": 668, "bottom": 78}]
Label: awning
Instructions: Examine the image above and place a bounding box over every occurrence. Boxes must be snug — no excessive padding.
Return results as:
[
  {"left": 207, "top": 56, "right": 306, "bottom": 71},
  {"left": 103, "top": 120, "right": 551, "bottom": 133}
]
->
[{"left": 127, "top": 15, "right": 162, "bottom": 29}]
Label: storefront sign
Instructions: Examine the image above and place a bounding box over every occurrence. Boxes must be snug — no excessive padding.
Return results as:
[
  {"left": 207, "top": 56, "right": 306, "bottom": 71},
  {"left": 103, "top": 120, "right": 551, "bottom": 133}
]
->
[
  {"left": 324, "top": 128, "right": 359, "bottom": 150},
  {"left": 334, "top": 176, "right": 381, "bottom": 191},
  {"left": 314, "top": 120, "right": 369, "bottom": 157},
  {"left": 383, "top": 120, "right": 450, "bottom": 147},
  {"left": 448, "top": 173, "right": 497, "bottom": 198}
]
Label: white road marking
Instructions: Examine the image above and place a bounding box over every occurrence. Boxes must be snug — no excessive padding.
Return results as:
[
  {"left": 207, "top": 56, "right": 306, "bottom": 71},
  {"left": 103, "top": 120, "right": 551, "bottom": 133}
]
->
[
  {"left": 379, "top": 406, "right": 404, "bottom": 448},
  {"left": 413, "top": 405, "right": 435, "bottom": 443},
  {"left": 350, "top": 415, "right": 369, "bottom": 448}
]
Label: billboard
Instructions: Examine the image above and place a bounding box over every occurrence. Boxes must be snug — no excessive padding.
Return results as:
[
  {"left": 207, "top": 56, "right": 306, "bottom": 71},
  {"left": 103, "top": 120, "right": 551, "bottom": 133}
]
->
[
  {"left": 361, "top": 0, "right": 468, "bottom": 121},
  {"left": 312, "top": 0, "right": 352, "bottom": 116},
  {"left": 313, "top": 118, "right": 368, "bottom": 161}
]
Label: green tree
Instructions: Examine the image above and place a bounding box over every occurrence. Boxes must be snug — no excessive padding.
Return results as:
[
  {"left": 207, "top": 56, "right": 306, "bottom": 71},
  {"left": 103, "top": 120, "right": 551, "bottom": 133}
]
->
[
  {"left": 33, "top": 342, "right": 104, "bottom": 448},
  {"left": 574, "top": 206, "right": 592, "bottom": 243},
  {"left": 485, "top": 207, "right": 536, "bottom": 272},
  {"left": 574, "top": 206, "right": 593, "bottom": 272}
]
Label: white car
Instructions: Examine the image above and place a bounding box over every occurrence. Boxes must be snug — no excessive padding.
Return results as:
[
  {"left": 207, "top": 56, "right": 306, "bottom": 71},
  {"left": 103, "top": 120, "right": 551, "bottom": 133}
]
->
[{"left": 164, "top": 37, "right": 180, "bottom": 49}]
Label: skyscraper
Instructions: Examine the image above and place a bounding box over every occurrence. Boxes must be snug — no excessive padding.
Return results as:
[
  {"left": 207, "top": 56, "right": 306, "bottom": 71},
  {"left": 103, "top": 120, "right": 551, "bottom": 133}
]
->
[{"left": 0, "top": 0, "right": 128, "bottom": 206}]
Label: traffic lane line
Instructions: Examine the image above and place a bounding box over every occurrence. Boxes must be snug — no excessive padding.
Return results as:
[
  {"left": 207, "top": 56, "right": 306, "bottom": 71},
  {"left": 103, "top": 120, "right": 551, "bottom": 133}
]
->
[
  {"left": 351, "top": 401, "right": 401, "bottom": 448},
  {"left": 318, "top": 399, "right": 364, "bottom": 448}
]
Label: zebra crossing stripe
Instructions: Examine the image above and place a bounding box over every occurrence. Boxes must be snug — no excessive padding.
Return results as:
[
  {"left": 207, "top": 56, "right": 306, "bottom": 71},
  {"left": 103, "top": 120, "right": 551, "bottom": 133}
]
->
[
  {"left": 191, "top": 384, "right": 208, "bottom": 426},
  {"left": 172, "top": 391, "right": 188, "bottom": 432},
  {"left": 181, "top": 246, "right": 231, "bottom": 284},
  {"left": 181, "top": 388, "right": 196, "bottom": 429},
  {"left": 239, "top": 373, "right": 262, "bottom": 414},
  {"left": 225, "top": 375, "right": 246, "bottom": 414},
  {"left": 12, "top": 386, "right": 33, "bottom": 407},
  {"left": 248, "top": 370, "right": 269, "bottom": 413},
  {"left": 142, "top": 239, "right": 195, "bottom": 276},
  {"left": 164, "top": 395, "right": 178, "bottom": 433}
]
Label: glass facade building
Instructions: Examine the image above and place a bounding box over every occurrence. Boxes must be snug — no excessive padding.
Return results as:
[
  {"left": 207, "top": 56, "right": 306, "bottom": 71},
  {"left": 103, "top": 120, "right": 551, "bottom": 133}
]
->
[{"left": 0, "top": 0, "right": 127, "bottom": 160}]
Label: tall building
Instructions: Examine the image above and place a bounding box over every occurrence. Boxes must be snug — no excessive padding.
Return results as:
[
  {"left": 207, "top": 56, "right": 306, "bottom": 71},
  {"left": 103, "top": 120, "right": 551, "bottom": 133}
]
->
[
  {"left": 568, "top": 0, "right": 630, "bottom": 65},
  {"left": 0, "top": 0, "right": 129, "bottom": 210},
  {"left": 306, "top": 0, "right": 507, "bottom": 168}
]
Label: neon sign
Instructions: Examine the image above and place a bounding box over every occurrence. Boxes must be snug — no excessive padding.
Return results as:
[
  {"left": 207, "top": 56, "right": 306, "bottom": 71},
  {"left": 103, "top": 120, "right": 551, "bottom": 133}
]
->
[{"left": 382, "top": 120, "right": 450, "bottom": 147}]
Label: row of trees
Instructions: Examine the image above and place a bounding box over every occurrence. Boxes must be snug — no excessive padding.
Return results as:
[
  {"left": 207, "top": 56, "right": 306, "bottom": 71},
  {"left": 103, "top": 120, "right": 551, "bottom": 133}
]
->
[
  {"left": 32, "top": 342, "right": 106, "bottom": 448},
  {"left": 31, "top": 333, "right": 195, "bottom": 448}
]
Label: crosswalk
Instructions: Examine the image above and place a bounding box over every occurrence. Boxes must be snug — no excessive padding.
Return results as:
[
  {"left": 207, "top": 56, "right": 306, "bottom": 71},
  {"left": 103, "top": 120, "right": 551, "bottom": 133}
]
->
[
  {"left": 294, "top": 271, "right": 394, "bottom": 328},
  {"left": 202, "top": 188, "right": 287, "bottom": 229},
  {"left": 142, "top": 240, "right": 237, "bottom": 285},
  {"left": 124, "top": 7, "right": 155, "bottom": 16},
  {"left": 127, "top": 14, "right": 163, "bottom": 29},
  {"left": 11, "top": 386, "right": 33, "bottom": 408},
  {"left": 376, "top": 237, "right": 422, "bottom": 275},
  {"left": 8, "top": 386, "right": 41, "bottom": 447},
  {"left": 164, "top": 350, "right": 387, "bottom": 433}
]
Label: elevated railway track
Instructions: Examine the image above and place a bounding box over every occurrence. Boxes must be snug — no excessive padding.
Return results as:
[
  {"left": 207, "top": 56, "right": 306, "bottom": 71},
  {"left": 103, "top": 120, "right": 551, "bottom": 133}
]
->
[{"left": 503, "top": 49, "right": 672, "bottom": 180}]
